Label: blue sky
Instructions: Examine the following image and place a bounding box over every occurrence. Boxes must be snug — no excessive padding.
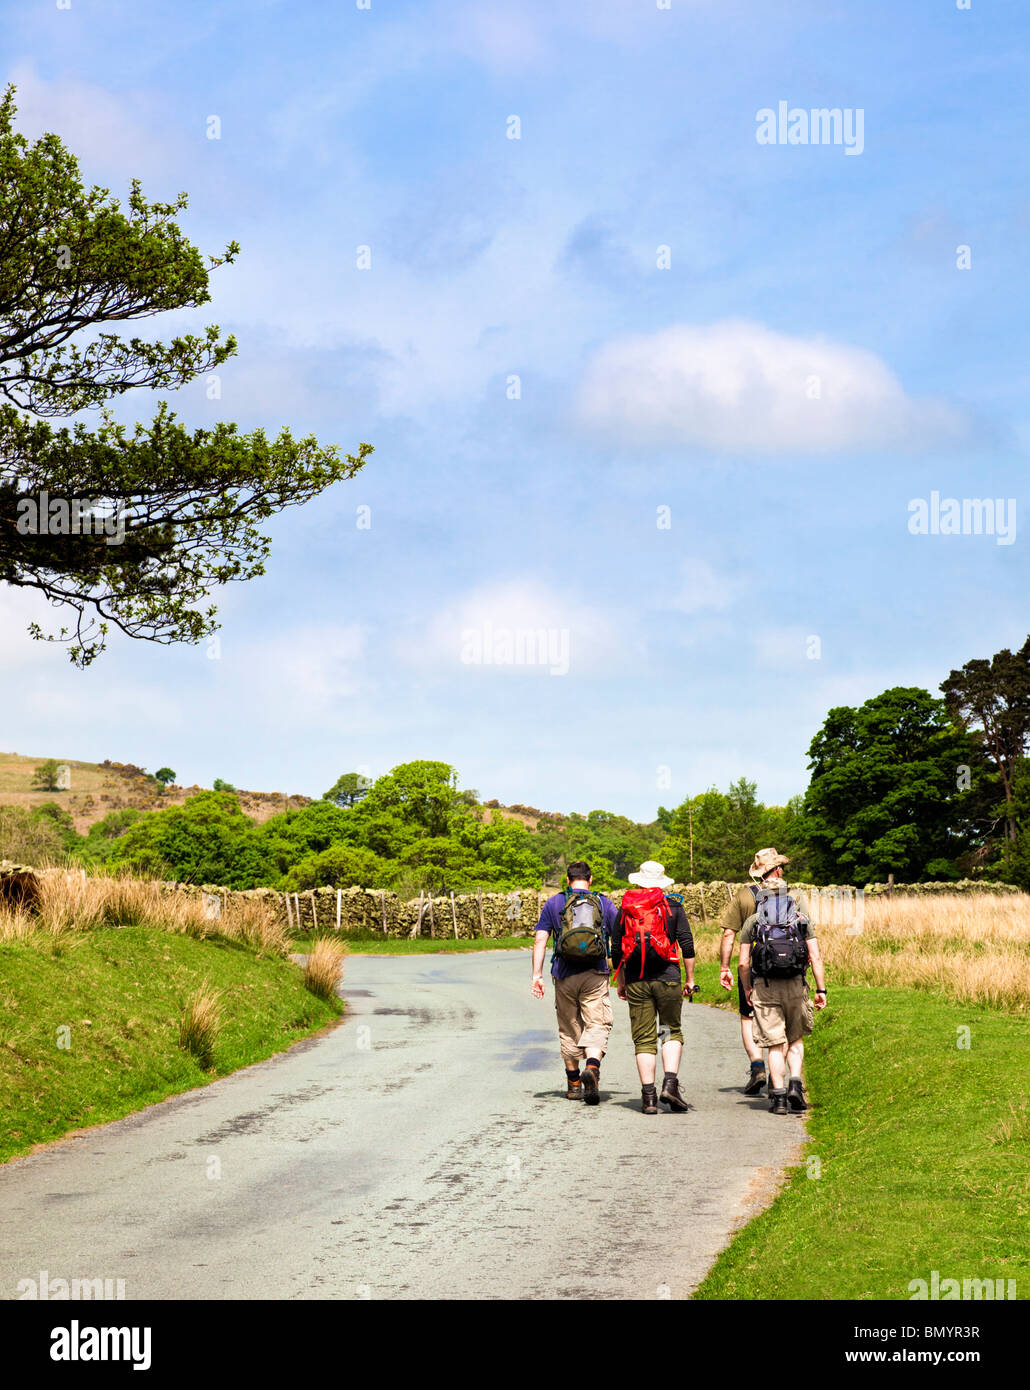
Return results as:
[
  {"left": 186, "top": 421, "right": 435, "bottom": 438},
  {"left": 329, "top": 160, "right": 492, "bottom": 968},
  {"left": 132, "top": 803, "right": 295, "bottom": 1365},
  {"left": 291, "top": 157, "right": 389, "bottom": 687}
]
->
[{"left": 2, "top": 0, "right": 1028, "bottom": 821}]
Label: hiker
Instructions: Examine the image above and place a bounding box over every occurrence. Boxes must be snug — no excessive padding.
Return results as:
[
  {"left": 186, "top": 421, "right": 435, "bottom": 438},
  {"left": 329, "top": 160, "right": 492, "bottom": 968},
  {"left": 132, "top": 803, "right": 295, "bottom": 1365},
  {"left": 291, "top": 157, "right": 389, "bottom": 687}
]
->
[
  {"left": 611, "top": 861, "right": 696, "bottom": 1115},
  {"left": 718, "top": 848, "right": 788, "bottom": 1096},
  {"left": 734, "top": 850, "right": 826, "bottom": 1114},
  {"left": 531, "top": 860, "right": 617, "bottom": 1105}
]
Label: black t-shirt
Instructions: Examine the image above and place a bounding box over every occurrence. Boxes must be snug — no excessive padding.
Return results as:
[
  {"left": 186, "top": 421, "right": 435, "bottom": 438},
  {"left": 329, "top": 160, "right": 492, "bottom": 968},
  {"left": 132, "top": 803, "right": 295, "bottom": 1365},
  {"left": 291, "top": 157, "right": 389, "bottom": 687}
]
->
[{"left": 611, "top": 897, "right": 695, "bottom": 983}]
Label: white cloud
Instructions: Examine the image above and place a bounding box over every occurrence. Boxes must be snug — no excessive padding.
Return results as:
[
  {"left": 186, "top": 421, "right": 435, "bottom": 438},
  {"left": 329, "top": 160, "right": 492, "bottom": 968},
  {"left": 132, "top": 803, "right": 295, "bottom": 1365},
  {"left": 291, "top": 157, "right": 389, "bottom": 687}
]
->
[
  {"left": 222, "top": 623, "right": 368, "bottom": 722},
  {"left": 576, "top": 319, "right": 968, "bottom": 455},
  {"left": 404, "top": 579, "right": 617, "bottom": 678},
  {"left": 5, "top": 62, "right": 182, "bottom": 184}
]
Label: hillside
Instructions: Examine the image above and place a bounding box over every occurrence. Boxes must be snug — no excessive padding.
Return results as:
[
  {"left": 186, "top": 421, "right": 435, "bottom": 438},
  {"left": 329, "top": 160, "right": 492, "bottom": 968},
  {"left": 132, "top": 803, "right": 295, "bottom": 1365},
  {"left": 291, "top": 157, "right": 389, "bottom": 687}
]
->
[{"left": 0, "top": 751, "right": 311, "bottom": 834}]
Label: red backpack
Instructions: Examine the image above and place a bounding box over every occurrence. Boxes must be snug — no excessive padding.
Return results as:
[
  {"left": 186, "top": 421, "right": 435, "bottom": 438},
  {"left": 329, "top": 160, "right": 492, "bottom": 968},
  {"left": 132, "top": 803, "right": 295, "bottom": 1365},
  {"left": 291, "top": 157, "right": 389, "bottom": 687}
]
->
[{"left": 617, "top": 888, "right": 677, "bottom": 979}]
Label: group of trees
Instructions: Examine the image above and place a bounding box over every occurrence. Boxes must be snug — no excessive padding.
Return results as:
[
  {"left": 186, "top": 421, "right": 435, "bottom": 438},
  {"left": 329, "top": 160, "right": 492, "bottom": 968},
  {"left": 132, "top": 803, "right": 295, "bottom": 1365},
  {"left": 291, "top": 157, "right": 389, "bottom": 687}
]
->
[{"left": 801, "top": 637, "right": 1030, "bottom": 888}]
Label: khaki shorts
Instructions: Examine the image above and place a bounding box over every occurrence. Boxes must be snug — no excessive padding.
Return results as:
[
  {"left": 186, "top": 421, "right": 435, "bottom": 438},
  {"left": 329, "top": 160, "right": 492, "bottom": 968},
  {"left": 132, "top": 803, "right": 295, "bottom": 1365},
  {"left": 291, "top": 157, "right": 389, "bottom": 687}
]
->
[
  {"left": 750, "top": 975, "right": 813, "bottom": 1048},
  {"left": 553, "top": 969, "right": 614, "bottom": 1065},
  {"left": 625, "top": 978, "right": 683, "bottom": 1053}
]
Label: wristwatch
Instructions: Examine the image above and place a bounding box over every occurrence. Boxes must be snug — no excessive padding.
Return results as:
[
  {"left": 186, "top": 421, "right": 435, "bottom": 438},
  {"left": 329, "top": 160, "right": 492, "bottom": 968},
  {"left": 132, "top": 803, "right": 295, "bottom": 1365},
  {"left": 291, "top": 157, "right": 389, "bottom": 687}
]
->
[{"left": 815, "top": 988, "right": 826, "bottom": 995}]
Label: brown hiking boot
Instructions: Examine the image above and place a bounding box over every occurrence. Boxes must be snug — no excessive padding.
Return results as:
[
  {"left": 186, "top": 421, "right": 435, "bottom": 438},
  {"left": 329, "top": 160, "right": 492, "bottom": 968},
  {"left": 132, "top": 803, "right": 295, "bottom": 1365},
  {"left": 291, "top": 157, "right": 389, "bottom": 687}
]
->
[
  {"left": 641, "top": 1084, "right": 658, "bottom": 1114},
  {"left": 581, "top": 1065, "right": 600, "bottom": 1105},
  {"left": 744, "top": 1063, "right": 767, "bottom": 1096},
  {"left": 565, "top": 1075, "right": 582, "bottom": 1099},
  {"left": 659, "top": 1074, "right": 688, "bottom": 1112}
]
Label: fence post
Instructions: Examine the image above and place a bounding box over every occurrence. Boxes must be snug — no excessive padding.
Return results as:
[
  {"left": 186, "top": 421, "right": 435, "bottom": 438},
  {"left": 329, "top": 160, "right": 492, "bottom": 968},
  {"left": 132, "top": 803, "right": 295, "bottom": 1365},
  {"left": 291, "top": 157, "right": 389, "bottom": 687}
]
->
[
  {"left": 411, "top": 890, "right": 424, "bottom": 939},
  {"left": 336, "top": 887, "right": 342, "bottom": 932},
  {"left": 477, "top": 886, "right": 484, "bottom": 937},
  {"left": 428, "top": 892, "right": 435, "bottom": 938},
  {"left": 310, "top": 889, "right": 318, "bottom": 931},
  {"left": 381, "top": 889, "right": 387, "bottom": 934},
  {"left": 450, "top": 890, "right": 458, "bottom": 939}
]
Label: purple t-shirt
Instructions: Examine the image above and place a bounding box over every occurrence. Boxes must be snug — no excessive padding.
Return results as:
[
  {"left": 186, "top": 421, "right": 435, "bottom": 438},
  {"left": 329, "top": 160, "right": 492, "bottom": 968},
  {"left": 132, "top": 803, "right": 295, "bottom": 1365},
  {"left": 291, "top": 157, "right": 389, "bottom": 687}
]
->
[{"left": 535, "top": 891, "right": 617, "bottom": 980}]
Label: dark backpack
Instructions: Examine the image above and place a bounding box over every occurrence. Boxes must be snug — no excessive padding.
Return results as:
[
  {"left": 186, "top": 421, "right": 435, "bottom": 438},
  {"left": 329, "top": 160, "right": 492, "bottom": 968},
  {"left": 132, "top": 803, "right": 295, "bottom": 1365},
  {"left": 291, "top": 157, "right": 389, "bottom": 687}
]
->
[
  {"left": 749, "top": 885, "right": 809, "bottom": 982},
  {"left": 618, "top": 888, "right": 678, "bottom": 979},
  {"left": 556, "top": 890, "right": 607, "bottom": 963}
]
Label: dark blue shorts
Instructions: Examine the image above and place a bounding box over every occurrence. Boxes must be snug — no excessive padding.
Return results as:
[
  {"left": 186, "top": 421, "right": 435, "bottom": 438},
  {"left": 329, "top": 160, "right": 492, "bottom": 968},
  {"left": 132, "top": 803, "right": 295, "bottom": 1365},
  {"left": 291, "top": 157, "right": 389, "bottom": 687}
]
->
[{"left": 737, "top": 970, "right": 754, "bottom": 1019}]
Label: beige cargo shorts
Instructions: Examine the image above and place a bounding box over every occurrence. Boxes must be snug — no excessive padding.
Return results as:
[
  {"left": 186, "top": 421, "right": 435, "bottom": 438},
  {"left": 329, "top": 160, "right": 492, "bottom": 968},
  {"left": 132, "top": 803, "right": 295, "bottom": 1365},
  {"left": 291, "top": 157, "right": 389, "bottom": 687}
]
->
[{"left": 750, "top": 974, "right": 814, "bottom": 1047}]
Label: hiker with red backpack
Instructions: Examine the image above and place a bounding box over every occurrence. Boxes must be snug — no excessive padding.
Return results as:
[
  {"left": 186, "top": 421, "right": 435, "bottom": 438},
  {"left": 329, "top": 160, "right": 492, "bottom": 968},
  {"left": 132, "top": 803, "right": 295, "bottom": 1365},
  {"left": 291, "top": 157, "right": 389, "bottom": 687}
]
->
[
  {"left": 735, "top": 851, "right": 826, "bottom": 1115},
  {"left": 611, "top": 861, "right": 696, "bottom": 1115},
  {"left": 531, "top": 860, "right": 618, "bottom": 1105}
]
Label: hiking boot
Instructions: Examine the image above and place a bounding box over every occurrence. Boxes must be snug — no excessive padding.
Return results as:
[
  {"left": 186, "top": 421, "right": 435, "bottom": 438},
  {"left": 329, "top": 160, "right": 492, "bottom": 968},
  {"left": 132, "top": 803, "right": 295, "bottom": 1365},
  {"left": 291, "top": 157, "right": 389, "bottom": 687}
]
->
[
  {"left": 565, "top": 1075, "right": 582, "bottom": 1099},
  {"left": 787, "top": 1077, "right": 808, "bottom": 1112},
  {"left": 659, "top": 1074, "right": 689, "bottom": 1112},
  {"left": 641, "top": 1084, "right": 658, "bottom": 1114},
  {"left": 744, "top": 1063, "right": 767, "bottom": 1096},
  {"left": 768, "top": 1088, "right": 789, "bottom": 1116},
  {"left": 581, "top": 1065, "right": 600, "bottom": 1105}
]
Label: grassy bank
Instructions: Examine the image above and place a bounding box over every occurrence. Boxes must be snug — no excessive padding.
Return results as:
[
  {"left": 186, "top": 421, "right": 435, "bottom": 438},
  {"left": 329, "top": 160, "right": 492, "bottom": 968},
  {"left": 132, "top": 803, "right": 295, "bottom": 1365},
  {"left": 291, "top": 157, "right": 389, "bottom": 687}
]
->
[
  {"left": 0, "top": 926, "right": 342, "bottom": 1164},
  {"left": 290, "top": 930, "right": 531, "bottom": 955},
  {"left": 692, "top": 977, "right": 1029, "bottom": 1300}
]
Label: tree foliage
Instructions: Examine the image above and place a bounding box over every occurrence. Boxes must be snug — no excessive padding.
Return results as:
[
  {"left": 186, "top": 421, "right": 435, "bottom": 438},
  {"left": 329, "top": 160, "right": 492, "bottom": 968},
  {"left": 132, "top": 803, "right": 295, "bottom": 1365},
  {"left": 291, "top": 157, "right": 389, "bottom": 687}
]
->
[
  {"left": 0, "top": 86, "right": 371, "bottom": 665},
  {"left": 801, "top": 687, "right": 978, "bottom": 884}
]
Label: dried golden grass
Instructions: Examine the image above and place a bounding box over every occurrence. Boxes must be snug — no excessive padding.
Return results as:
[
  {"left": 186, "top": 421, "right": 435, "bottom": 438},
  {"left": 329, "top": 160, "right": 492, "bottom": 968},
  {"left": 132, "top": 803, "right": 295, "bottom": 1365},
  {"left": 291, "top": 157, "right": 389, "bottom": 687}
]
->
[
  {"left": 178, "top": 984, "right": 222, "bottom": 1069},
  {"left": 697, "top": 890, "right": 1030, "bottom": 1012},
  {"left": 0, "top": 871, "right": 286, "bottom": 957},
  {"left": 303, "top": 937, "right": 345, "bottom": 1001}
]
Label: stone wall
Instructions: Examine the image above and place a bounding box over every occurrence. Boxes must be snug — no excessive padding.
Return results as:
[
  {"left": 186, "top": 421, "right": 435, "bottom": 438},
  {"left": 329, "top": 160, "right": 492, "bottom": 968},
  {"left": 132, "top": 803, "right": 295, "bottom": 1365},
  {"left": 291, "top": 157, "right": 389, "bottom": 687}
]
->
[
  {"left": 2, "top": 861, "right": 1019, "bottom": 938},
  {"left": 150, "top": 875, "right": 1024, "bottom": 939}
]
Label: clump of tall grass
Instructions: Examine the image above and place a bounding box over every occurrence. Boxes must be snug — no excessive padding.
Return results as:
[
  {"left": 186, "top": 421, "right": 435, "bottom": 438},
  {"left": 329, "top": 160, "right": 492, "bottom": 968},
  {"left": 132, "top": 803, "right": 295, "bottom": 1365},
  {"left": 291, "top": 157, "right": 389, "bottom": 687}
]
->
[
  {"left": 303, "top": 937, "right": 345, "bottom": 1001},
  {"left": 178, "top": 984, "right": 222, "bottom": 1069},
  {"left": 218, "top": 897, "right": 288, "bottom": 958}
]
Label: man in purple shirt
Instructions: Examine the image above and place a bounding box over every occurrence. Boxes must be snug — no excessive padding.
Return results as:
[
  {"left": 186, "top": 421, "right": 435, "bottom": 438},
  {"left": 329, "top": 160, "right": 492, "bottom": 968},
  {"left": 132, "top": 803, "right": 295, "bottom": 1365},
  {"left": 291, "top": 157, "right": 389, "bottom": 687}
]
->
[{"left": 531, "top": 860, "right": 618, "bottom": 1104}]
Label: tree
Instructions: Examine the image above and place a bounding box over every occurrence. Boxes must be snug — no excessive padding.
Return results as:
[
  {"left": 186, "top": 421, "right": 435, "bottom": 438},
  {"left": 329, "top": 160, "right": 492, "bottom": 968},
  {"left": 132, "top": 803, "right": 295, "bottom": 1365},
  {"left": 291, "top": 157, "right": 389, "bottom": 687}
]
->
[
  {"left": 154, "top": 767, "right": 176, "bottom": 786},
  {"left": 940, "top": 636, "right": 1030, "bottom": 854},
  {"left": 105, "top": 790, "right": 273, "bottom": 886},
  {"left": 802, "top": 687, "right": 978, "bottom": 884},
  {"left": 212, "top": 778, "right": 236, "bottom": 793},
  {"left": 281, "top": 844, "right": 387, "bottom": 891},
  {"left": 32, "top": 758, "right": 62, "bottom": 791},
  {"left": 0, "top": 87, "right": 372, "bottom": 666},
  {"left": 322, "top": 772, "right": 371, "bottom": 808},
  {"left": 0, "top": 804, "right": 70, "bottom": 863}
]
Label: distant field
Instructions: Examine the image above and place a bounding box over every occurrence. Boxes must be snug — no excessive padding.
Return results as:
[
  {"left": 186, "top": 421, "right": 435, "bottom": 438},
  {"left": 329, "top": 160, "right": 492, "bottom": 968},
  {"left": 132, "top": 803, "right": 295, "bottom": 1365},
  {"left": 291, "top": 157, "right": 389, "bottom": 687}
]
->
[{"left": 0, "top": 750, "right": 310, "bottom": 835}]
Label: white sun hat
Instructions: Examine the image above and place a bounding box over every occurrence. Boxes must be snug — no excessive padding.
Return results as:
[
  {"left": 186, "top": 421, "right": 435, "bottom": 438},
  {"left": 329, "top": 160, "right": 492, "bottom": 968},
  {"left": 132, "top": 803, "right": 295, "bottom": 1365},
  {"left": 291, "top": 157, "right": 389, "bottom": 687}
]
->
[{"left": 627, "top": 860, "right": 674, "bottom": 890}]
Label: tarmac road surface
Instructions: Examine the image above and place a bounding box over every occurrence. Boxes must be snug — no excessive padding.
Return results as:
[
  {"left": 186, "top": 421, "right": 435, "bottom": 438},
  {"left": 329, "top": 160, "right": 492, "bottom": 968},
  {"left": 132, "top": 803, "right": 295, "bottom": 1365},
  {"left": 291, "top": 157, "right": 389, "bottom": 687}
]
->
[{"left": 0, "top": 951, "right": 804, "bottom": 1300}]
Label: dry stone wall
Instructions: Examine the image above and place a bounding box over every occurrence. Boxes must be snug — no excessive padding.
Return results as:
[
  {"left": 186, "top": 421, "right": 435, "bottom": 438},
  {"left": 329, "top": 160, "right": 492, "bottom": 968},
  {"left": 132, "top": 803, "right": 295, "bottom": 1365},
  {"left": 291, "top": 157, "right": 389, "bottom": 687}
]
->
[
  {"left": 149, "top": 875, "right": 1023, "bottom": 939},
  {"left": 1, "top": 861, "right": 1019, "bottom": 938}
]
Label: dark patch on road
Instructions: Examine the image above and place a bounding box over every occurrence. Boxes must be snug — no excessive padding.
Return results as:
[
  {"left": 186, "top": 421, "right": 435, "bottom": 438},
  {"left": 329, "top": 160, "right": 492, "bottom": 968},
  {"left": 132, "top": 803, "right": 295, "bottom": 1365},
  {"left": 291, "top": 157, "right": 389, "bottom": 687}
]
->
[{"left": 192, "top": 1083, "right": 334, "bottom": 1144}]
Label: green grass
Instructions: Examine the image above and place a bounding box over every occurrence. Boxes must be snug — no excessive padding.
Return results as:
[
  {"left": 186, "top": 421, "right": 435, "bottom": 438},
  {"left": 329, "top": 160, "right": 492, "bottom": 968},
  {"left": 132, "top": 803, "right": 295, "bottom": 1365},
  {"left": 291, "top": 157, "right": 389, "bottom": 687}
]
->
[
  {"left": 290, "top": 931, "right": 531, "bottom": 955},
  {"left": 692, "top": 971, "right": 1030, "bottom": 1300},
  {"left": 0, "top": 927, "right": 343, "bottom": 1164}
]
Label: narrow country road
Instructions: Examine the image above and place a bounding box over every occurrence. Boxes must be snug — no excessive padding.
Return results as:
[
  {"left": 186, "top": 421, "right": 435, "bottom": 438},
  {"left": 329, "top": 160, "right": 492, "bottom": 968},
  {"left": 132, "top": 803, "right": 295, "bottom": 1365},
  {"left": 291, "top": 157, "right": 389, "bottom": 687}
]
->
[{"left": 0, "top": 952, "right": 804, "bottom": 1300}]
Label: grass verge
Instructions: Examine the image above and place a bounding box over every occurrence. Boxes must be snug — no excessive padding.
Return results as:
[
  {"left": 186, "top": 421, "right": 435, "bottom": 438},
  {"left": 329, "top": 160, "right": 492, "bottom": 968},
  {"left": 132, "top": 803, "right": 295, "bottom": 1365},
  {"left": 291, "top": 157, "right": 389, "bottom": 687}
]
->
[
  {"left": 0, "top": 926, "right": 343, "bottom": 1165},
  {"left": 691, "top": 971, "right": 1029, "bottom": 1300},
  {"left": 289, "top": 931, "right": 531, "bottom": 955}
]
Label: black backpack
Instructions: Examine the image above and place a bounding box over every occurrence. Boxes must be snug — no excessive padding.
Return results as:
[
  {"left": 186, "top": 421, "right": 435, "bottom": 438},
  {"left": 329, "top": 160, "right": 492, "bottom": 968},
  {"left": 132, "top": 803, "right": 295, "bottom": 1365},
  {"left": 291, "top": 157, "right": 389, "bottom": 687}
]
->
[
  {"left": 556, "top": 890, "right": 607, "bottom": 963},
  {"left": 749, "top": 885, "right": 809, "bottom": 982}
]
